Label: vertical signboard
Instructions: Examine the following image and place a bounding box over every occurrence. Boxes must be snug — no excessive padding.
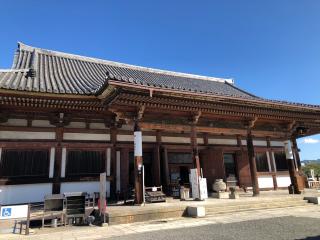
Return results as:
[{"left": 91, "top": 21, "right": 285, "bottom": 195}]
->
[
  {"left": 284, "top": 140, "right": 293, "bottom": 159},
  {"left": 190, "top": 168, "right": 208, "bottom": 200},
  {"left": 190, "top": 168, "right": 199, "bottom": 199},
  {"left": 134, "top": 131, "right": 142, "bottom": 157},
  {"left": 199, "top": 178, "right": 208, "bottom": 200}
]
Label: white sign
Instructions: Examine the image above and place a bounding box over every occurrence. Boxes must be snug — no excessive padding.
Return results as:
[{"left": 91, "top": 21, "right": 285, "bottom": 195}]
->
[
  {"left": 134, "top": 131, "right": 142, "bottom": 157},
  {"left": 284, "top": 140, "right": 293, "bottom": 159},
  {"left": 189, "top": 168, "right": 208, "bottom": 200},
  {"left": 199, "top": 178, "right": 208, "bottom": 200},
  {"left": 0, "top": 205, "right": 28, "bottom": 220}
]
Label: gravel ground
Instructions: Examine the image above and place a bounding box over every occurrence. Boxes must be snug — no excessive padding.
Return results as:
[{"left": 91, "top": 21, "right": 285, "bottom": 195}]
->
[{"left": 106, "top": 216, "right": 320, "bottom": 240}]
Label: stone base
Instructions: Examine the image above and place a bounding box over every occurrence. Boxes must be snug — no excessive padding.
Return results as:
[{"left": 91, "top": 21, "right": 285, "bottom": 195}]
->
[
  {"left": 187, "top": 206, "right": 205, "bottom": 218},
  {"left": 304, "top": 196, "right": 320, "bottom": 204},
  {"left": 229, "top": 193, "right": 239, "bottom": 199},
  {"left": 210, "top": 192, "right": 229, "bottom": 199}
]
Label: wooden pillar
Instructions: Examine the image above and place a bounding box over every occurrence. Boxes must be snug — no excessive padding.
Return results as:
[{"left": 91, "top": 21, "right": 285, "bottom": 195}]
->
[
  {"left": 266, "top": 137, "right": 278, "bottom": 190},
  {"left": 120, "top": 148, "right": 129, "bottom": 196},
  {"left": 191, "top": 123, "right": 201, "bottom": 176},
  {"left": 272, "top": 173, "right": 278, "bottom": 190},
  {"left": 134, "top": 122, "right": 143, "bottom": 204},
  {"left": 287, "top": 156, "right": 298, "bottom": 193},
  {"left": 162, "top": 147, "right": 170, "bottom": 188},
  {"left": 110, "top": 126, "right": 117, "bottom": 198},
  {"left": 246, "top": 129, "right": 260, "bottom": 196},
  {"left": 284, "top": 140, "right": 300, "bottom": 194},
  {"left": 236, "top": 135, "right": 243, "bottom": 187},
  {"left": 153, "top": 130, "right": 161, "bottom": 186},
  {"left": 291, "top": 137, "right": 301, "bottom": 171},
  {"left": 269, "top": 151, "right": 278, "bottom": 190},
  {"left": 52, "top": 127, "right": 63, "bottom": 194},
  {"left": 236, "top": 135, "right": 242, "bottom": 148}
]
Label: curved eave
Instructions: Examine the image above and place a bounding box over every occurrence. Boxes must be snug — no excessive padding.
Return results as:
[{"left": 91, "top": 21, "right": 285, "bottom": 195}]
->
[{"left": 107, "top": 80, "right": 320, "bottom": 114}]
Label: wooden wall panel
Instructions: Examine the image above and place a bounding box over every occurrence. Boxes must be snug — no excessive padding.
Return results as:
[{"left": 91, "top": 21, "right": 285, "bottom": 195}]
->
[
  {"left": 120, "top": 148, "right": 129, "bottom": 194},
  {"left": 236, "top": 150, "right": 252, "bottom": 187},
  {"left": 200, "top": 147, "right": 225, "bottom": 191}
]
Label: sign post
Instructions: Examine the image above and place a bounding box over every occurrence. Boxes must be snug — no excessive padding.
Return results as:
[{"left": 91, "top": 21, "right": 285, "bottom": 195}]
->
[
  {"left": 0, "top": 204, "right": 30, "bottom": 235},
  {"left": 134, "top": 122, "right": 143, "bottom": 205},
  {"left": 100, "top": 172, "right": 107, "bottom": 223},
  {"left": 26, "top": 204, "right": 30, "bottom": 235}
]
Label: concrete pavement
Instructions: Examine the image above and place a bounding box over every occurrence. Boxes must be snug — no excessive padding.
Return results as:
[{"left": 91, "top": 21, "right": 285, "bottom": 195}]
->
[{"left": 2, "top": 204, "right": 320, "bottom": 240}]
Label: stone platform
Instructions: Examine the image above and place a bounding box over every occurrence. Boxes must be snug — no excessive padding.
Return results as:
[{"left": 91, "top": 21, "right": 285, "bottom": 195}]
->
[{"left": 106, "top": 190, "right": 317, "bottom": 225}]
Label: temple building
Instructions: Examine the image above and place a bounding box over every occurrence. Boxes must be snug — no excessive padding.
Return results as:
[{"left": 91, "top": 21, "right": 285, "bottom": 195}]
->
[{"left": 0, "top": 42, "right": 320, "bottom": 204}]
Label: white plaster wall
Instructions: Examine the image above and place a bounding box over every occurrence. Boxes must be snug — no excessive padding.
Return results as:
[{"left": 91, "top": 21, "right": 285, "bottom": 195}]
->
[
  {"left": 197, "top": 138, "right": 204, "bottom": 144},
  {"left": 89, "top": 123, "right": 106, "bottom": 129},
  {"left": 0, "top": 183, "right": 52, "bottom": 205},
  {"left": 143, "top": 136, "right": 156, "bottom": 142},
  {"left": 241, "top": 140, "right": 247, "bottom": 145},
  {"left": 0, "top": 131, "right": 55, "bottom": 140},
  {"left": 208, "top": 138, "right": 237, "bottom": 145},
  {"left": 276, "top": 176, "right": 291, "bottom": 188},
  {"left": 1, "top": 119, "right": 28, "bottom": 127},
  {"left": 117, "top": 135, "right": 134, "bottom": 142},
  {"left": 61, "top": 147, "right": 67, "bottom": 178},
  {"left": 65, "top": 122, "right": 86, "bottom": 128},
  {"left": 162, "top": 136, "right": 191, "bottom": 144},
  {"left": 61, "top": 181, "right": 110, "bottom": 197},
  {"left": 258, "top": 176, "right": 274, "bottom": 189},
  {"left": 32, "top": 120, "right": 55, "bottom": 127},
  {"left": 63, "top": 133, "right": 110, "bottom": 141},
  {"left": 49, "top": 147, "right": 55, "bottom": 178},
  {"left": 271, "top": 141, "right": 285, "bottom": 147},
  {"left": 253, "top": 140, "right": 267, "bottom": 146}
]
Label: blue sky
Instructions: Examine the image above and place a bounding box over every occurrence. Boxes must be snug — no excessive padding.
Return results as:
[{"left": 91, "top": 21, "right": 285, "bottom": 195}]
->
[{"left": 0, "top": 1, "right": 319, "bottom": 160}]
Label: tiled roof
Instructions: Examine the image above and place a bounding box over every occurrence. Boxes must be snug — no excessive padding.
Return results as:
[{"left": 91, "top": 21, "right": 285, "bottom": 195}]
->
[
  {"left": 0, "top": 42, "right": 256, "bottom": 99},
  {"left": 0, "top": 42, "right": 319, "bottom": 110}
]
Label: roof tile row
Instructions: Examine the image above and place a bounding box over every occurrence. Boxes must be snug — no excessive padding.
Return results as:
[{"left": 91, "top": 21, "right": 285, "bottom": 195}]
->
[{"left": 0, "top": 42, "right": 319, "bottom": 110}]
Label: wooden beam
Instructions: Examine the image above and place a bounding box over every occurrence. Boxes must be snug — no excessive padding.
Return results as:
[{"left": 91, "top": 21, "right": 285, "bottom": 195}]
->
[{"left": 139, "top": 122, "right": 287, "bottom": 138}]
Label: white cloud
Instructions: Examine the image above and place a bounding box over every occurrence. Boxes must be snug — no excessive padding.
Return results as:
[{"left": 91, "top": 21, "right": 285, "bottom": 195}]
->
[{"left": 302, "top": 138, "right": 320, "bottom": 144}]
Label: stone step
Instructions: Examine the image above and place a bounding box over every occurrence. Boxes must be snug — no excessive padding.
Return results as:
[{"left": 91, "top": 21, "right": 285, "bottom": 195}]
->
[
  {"left": 206, "top": 199, "right": 308, "bottom": 209},
  {"left": 206, "top": 202, "right": 309, "bottom": 216},
  {"left": 205, "top": 199, "right": 308, "bottom": 210},
  {"left": 107, "top": 198, "right": 312, "bottom": 225}
]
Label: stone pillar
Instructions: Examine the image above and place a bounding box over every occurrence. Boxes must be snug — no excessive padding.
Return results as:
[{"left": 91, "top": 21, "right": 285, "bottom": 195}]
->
[
  {"left": 246, "top": 129, "right": 260, "bottom": 196},
  {"left": 134, "top": 122, "right": 143, "bottom": 204}
]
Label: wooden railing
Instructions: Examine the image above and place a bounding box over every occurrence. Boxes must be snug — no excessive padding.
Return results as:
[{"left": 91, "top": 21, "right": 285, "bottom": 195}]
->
[{"left": 308, "top": 180, "right": 320, "bottom": 189}]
